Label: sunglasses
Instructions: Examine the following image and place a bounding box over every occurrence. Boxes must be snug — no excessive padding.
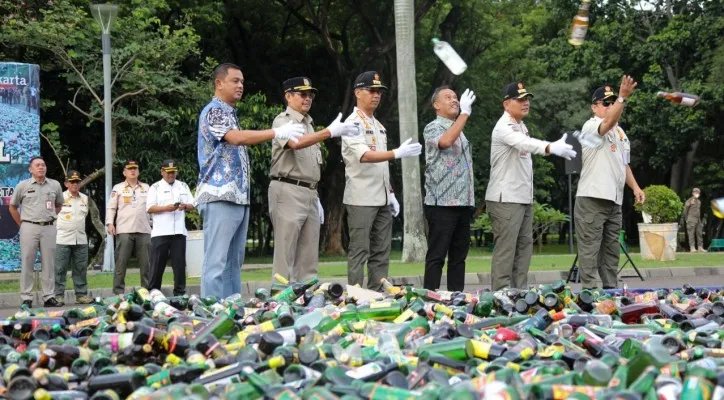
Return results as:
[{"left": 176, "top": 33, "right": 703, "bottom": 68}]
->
[
  {"left": 293, "top": 92, "right": 315, "bottom": 99},
  {"left": 596, "top": 98, "right": 616, "bottom": 107}
]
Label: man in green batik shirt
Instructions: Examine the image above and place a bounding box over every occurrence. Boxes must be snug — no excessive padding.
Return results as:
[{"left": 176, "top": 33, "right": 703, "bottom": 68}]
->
[{"left": 422, "top": 86, "right": 476, "bottom": 292}]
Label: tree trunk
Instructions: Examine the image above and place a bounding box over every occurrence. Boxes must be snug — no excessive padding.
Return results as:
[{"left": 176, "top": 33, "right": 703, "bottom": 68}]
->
[
  {"left": 321, "top": 148, "right": 346, "bottom": 256},
  {"left": 87, "top": 196, "right": 107, "bottom": 269},
  {"left": 394, "top": 0, "right": 427, "bottom": 262}
]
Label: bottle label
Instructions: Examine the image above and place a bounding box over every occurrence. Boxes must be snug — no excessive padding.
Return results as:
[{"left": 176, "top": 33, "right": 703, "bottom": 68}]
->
[
  {"left": 346, "top": 362, "right": 383, "bottom": 379},
  {"left": 570, "top": 24, "right": 588, "bottom": 43},
  {"left": 681, "top": 97, "right": 696, "bottom": 106}
]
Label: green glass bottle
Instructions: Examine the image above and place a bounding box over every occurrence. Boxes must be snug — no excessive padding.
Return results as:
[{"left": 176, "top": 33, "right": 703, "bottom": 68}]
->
[
  {"left": 417, "top": 338, "right": 470, "bottom": 361},
  {"left": 189, "top": 307, "right": 237, "bottom": 347},
  {"left": 273, "top": 278, "right": 319, "bottom": 303},
  {"left": 680, "top": 366, "right": 717, "bottom": 400}
]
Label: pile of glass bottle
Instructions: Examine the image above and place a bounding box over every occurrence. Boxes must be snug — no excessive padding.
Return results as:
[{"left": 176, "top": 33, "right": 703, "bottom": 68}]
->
[{"left": 2, "top": 276, "right": 724, "bottom": 400}]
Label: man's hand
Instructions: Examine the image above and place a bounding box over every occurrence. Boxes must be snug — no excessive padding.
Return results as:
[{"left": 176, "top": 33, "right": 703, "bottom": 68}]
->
[
  {"left": 634, "top": 188, "right": 645, "bottom": 204},
  {"left": 388, "top": 193, "right": 400, "bottom": 217},
  {"left": 392, "top": 138, "right": 422, "bottom": 159},
  {"left": 273, "top": 121, "right": 305, "bottom": 143},
  {"left": 327, "top": 113, "right": 361, "bottom": 138},
  {"left": 107, "top": 223, "right": 116, "bottom": 236},
  {"left": 548, "top": 134, "right": 577, "bottom": 160},
  {"left": 459, "top": 88, "right": 476, "bottom": 116},
  {"left": 619, "top": 75, "right": 638, "bottom": 99}
]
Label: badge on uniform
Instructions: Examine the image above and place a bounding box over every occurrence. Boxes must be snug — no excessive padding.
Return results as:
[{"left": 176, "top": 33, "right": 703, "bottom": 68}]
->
[
  {"left": 46, "top": 200, "right": 53, "bottom": 210},
  {"left": 610, "top": 144, "right": 617, "bottom": 152}
]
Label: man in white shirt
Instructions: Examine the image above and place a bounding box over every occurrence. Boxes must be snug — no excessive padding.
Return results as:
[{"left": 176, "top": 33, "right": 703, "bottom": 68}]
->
[
  {"left": 485, "top": 82, "right": 577, "bottom": 290},
  {"left": 54, "top": 170, "right": 92, "bottom": 305},
  {"left": 574, "top": 77, "right": 645, "bottom": 289},
  {"left": 146, "top": 160, "right": 194, "bottom": 295}
]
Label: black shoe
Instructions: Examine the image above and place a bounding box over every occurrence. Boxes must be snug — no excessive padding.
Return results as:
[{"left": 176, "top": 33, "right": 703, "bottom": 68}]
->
[
  {"left": 22, "top": 300, "right": 32, "bottom": 308},
  {"left": 44, "top": 297, "right": 62, "bottom": 308}
]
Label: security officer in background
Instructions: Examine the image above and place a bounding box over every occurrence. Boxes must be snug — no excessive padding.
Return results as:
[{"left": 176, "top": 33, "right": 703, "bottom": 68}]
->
[
  {"left": 486, "top": 82, "right": 576, "bottom": 291},
  {"left": 269, "top": 77, "right": 359, "bottom": 282},
  {"left": 574, "top": 76, "right": 645, "bottom": 289},
  {"left": 146, "top": 160, "right": 194, "bottom": 295},
  {"left": 9, "top": 156, "right": 64, "bottom": 307},
  {"left": 342, "top": 71, "right": 422, "bottom": 291},
  {"left": 54, "top": 170, "right": 93, "bottom": 305},
  {"left": 683, "top": 188, "right": 705, "bottom": 253},
  {"left": 106, "top": 160, "right": 152, "bottom": 294}
]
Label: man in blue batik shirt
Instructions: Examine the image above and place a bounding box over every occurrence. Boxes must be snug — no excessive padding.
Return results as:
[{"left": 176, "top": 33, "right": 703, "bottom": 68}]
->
[{"left": 196, "top": 63, "right": 304, "bottom": 298}]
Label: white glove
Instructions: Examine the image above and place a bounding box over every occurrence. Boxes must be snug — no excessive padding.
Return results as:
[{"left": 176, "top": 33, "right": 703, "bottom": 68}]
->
[
  {"left": 327, "top": 113, "right": 360, "bottom": 138},
  {"left": 392, "top": 138, "right": 422, "bottom": 159},
  {"left": 459, "top": 88, "right": 476, "bottom": 116},
  {"left": 273, "top": 121, "right": 305, "bottom": 143},
  {"left": 388, "top": 193, "right": 400, "bottom": 217},
  {"left": 548, "top": 134, "right": 577, "bottom": 160},
  {"left": 316, "top": 198, "right": 324, "bottom": 224}
]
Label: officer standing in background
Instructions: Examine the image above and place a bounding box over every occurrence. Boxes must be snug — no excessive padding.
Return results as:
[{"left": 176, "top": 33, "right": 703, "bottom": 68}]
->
[
  {"left": 422, "top": 86, "right": 477, "bottom": 292},
  {"left": 486, "top": 82, "right": 577, "bottom": 291},
  {"left": 54, "top": 170, "right": 92, "bottom": 305},
  {"left": 106, "top": 160, "right": 152, "bottom": 294},
  {"left": 269, "top": 77, "right": 359, "bottom": 282},
  {"left": 342, "top": 71, "right": 422, "bottom": 291},
  {"left": 9, "top": 156, "right": 64, "bottom": 307},
  {"left": 146, "top": 160, "right": 194, "bottom": 295},
  {"left": 683, "top": 188, "right": 705, "bottom": 253},
  {"left": 574, "top": 76, "right": 645, "bottom": 289}
]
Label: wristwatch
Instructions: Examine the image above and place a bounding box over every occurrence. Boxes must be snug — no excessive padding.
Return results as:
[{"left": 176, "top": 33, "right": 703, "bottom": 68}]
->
[{"left": 617, "top": 97, "right": 627, "bottom": 104}]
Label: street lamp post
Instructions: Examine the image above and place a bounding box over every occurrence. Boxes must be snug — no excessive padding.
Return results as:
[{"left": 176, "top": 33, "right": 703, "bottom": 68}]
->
[{"left": 90, "top": 3, "right": 118, "bottom": 272}]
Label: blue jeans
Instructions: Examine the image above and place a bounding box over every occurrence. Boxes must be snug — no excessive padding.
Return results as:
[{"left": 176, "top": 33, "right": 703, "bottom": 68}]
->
[{"left": 197, "top": 201, "right": 249, "bottom": 298}]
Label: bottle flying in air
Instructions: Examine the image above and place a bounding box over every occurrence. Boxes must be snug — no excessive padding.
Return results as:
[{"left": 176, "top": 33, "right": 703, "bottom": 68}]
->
[
  {"left": 656, "top": 91, "right": 700, "bottom": 107},
  {"left": 432, "top": 38, "right": 467, "bottom": 75},
  {"left": 568, "top": 0, "right": 591, "bottom": 46}
]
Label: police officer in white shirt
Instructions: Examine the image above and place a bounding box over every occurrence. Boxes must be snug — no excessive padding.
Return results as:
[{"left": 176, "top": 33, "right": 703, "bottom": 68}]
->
[
  {"left": 146, "top": 160, "right": 194, "bottom": 295},
  {"left": 485, "top": 82, "right": 577, "bottom": 291},
  {"left": 574, "top": 77, "right": 645, "bottom": 289}
]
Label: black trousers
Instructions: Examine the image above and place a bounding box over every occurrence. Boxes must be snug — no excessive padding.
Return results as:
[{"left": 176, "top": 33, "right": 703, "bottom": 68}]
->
[
  {"left": 149, "top": 234, "right": 186, "bottom": 295},
  {"left": 423, "top": 206, "right": 473, "bottom": 291}
]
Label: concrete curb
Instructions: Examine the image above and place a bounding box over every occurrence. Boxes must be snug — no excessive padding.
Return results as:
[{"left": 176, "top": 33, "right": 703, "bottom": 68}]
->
[{"left": 3, "top": 266, "right": 723, "bottom": 309}]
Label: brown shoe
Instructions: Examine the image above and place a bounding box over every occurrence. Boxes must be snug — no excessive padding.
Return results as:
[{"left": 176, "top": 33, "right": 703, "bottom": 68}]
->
[{"left": 76, "top": 296, "right": 93, "bottom": 304}]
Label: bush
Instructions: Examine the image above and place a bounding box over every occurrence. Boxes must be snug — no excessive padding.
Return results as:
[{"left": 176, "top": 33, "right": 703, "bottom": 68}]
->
[{"left": 634, "top": 185, "right": 684, "bottom": 224}]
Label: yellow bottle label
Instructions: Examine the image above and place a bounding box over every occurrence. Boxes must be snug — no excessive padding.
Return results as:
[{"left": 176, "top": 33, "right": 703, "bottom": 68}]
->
[{"left": 393, "top": 309, "right": 415, "bottom": 324}]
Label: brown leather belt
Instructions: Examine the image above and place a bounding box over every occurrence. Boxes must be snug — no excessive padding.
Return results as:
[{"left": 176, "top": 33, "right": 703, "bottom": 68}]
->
[{"left": 271, "top": 176, "right": 318, "bottom": 190}]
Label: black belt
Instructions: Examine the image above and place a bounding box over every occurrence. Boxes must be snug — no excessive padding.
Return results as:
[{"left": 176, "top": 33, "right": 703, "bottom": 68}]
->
[
  {"left": 22, "top": 220, "right": 55, "bottom": 226},
  {"left": 272, "top": 176, "right": 318, "bottom": 190}
]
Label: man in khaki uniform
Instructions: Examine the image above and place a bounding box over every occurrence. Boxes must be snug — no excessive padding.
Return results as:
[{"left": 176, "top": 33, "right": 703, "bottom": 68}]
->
[
  {"left": 682, "top": 188, "right": 705, "bottom": 253},
  {"left": 574, "top": 76, "right": 645, "bottom": 289},
  {"left": 9, "top": 156, "right": 64, "bottom": 307},
  {"left": 486, "top": 82, "right": 576, "bottom": 291},
  {"left": 54, "top": 170, "right": 93, "bottom": 305},
  {"left": 106, "top": 160, "right": 152, "bottom": 294},
  {"left": 342, "top": 71, "right": 422, "bottom": 291},
  {"left": 269, "top": 77, "right": 359, "bottom": 282}
]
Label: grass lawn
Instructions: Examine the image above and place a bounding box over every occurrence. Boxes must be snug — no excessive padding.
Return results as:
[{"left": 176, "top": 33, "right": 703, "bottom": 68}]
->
[{"left": 5, "top": 251, "right": 721, "bottom": 294}]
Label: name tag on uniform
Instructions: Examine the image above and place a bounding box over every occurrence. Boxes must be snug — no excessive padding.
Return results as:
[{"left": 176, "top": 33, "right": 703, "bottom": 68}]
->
[{"left": 46, "top": 200, "right": 53, "bottom": 210}]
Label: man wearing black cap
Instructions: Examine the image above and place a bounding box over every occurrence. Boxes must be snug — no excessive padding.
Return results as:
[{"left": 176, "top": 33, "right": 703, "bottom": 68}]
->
[
  {"left": 269, "top": 77, "right": 359, "bottom": 282},
  {"left": 574, "top": 75, "right": 645, "bottom": 289},
  {"left": 486, "top": 82, "right": 577, "bottom": 290},
  {"left": 54, "top": 170, "right": 92, "bottom": 305},
  {"left": 342, "top": 71, "right": 422, "bottom": 291},
  {"left": 106, "top": 160, "right": 152, "bottom": 294},
  {"left": 146, "top": 160, "right": 194, "bottom": 295}
]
